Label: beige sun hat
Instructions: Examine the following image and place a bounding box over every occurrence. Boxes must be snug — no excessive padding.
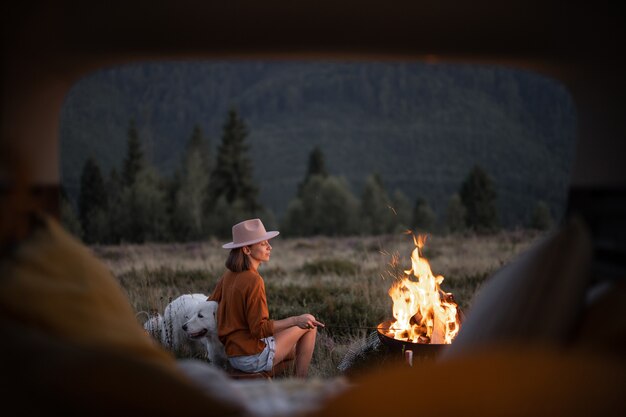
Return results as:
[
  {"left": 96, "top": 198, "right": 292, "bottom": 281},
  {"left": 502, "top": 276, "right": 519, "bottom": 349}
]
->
[{"left": 222, "top": 218, "right": 280, "bottom": 249}]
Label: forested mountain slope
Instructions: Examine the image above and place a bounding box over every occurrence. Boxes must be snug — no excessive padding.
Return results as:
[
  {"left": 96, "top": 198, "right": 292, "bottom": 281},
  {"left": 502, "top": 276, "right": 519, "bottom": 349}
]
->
[{"left": 60, "top": 61, "right": 576, "bottom": 227}]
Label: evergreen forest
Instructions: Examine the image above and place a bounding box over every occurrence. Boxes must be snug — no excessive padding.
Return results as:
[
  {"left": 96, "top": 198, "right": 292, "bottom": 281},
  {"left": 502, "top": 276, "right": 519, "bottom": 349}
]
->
[{"left": 59, "top": 61, "right": 574, "bottom": 242}]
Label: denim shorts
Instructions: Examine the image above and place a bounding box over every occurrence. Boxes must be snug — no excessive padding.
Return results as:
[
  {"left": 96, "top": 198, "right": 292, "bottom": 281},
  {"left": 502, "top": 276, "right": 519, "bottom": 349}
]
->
[{"left": 228, "top": 336, "right": 276, "bottom": 373}]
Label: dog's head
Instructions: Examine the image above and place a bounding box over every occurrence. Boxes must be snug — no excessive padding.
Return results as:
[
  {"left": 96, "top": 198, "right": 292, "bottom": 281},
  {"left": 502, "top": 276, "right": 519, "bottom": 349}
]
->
[{"left": 182, "top": 300, "right": 218, "bottom": 339}]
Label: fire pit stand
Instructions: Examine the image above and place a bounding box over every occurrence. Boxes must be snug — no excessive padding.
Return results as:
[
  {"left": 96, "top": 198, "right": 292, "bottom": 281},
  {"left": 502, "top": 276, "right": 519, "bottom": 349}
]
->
[
  {"left": 376, "top": 320, "right": 446, "bottom": 359},
  {"left": 337, "top": 324, "right": 448, "bottom": 377}
]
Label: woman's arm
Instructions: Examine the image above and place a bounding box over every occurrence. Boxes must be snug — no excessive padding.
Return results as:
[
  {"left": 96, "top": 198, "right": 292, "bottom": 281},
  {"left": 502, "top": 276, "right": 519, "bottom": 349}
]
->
[
  {"left": 246, "top": 274, "right": 276, "bottom": 339},
  {"left": 273, "top": 314, "right": 325, "bottom": 333},
  {"left": 246, "top": 273, "right": 324, "bottom": 336}
]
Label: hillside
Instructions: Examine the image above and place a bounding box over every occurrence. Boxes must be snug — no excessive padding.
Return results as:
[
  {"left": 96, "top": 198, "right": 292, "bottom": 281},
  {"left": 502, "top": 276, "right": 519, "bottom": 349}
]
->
[{"left": 59, "top": 61, "right": 577, "bottom": 227}]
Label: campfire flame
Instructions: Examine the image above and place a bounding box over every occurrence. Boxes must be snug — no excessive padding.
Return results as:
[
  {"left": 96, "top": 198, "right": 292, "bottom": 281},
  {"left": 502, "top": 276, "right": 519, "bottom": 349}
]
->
[{"left": 386, "top": 234, "right": 460, "bottom": 344}]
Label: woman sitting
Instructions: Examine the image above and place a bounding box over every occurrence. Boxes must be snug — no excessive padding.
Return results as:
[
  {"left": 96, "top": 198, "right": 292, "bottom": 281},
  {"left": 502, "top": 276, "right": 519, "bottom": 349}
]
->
[{"left": 209, "top": 218, "right": 324, "bottom": 378}]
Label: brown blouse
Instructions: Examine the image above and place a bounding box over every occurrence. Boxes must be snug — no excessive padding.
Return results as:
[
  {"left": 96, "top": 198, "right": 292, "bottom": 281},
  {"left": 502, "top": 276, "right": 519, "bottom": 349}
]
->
[{"left": 208, "top": 268, "right": 275, "bottom": 356}]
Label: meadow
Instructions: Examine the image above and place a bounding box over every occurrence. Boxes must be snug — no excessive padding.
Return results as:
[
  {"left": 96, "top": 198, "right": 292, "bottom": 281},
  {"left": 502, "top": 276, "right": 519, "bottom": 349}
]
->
[{"left": 95, "top": 229, "right": 546, "bottom": 378}]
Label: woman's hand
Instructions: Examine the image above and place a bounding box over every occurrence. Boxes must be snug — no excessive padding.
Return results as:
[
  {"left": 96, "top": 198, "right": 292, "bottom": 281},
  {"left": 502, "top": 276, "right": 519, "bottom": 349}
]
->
[{"left": 295, "top": 314, "right": 325, "bottom": 329}]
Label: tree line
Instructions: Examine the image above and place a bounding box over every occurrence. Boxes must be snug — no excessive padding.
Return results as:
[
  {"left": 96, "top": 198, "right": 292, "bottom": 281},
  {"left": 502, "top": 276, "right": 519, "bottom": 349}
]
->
[{"left": 61, "top": 109, "right": 554, "bottom": 244}]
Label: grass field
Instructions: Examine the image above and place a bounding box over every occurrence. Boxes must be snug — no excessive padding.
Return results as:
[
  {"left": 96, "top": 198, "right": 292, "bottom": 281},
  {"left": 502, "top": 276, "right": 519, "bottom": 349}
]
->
[{"left": 95, "top": 229, "right": 546, "bottom": 378}]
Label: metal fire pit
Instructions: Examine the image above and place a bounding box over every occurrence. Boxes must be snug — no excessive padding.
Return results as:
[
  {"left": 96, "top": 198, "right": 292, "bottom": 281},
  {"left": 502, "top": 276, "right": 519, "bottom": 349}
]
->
[{"left": 376, "top": 320, "right": 446, "bottom": 358}]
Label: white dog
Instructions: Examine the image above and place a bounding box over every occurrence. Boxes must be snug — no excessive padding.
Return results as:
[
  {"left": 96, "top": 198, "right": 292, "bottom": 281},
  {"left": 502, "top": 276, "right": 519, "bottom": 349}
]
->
[
  {"left": 143, "top": 311, "right": 164, "bottom": 341},
  {"left": 144, "top": 293, "right": 208, "bottom": 358},
  {"left": 182, "top": 300, "right": 227, "bottom": 367}
]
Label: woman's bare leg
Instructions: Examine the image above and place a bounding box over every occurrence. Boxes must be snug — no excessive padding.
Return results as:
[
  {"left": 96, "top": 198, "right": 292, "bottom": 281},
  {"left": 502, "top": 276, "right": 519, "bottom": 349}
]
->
[
  {"left": 274, "top": 327, "right": 317, "bottom": 377},
  {"left": 294, "top": 327, "right": 316, "bottom": 377},
  {"left": 272, "top": 356, "right": 295, "bottom": 376},
  {"left": 272, "top": 343, "right": 295, "bottom": 376}
]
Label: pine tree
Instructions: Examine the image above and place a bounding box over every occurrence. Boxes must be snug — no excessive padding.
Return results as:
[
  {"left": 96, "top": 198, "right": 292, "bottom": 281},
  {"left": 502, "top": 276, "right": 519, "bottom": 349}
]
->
[
  {"left": 172, "top": 125, "right": 212, "bottom": 240},
  {"left": 105, "top": 168, "right": 125, "bottom": 243},
  {"left": 297, "top": 145, "right": 328, "bottom": 197},
  {"left": 208, "top": 195, "right": 252, "bottom": 238},
  {"left": 283, "top": 175, "right": 359, "bottom": 236},
  {"left": 164, "top": 172, "right": 180, "bottom": 241},
  {"left": 122, "top": 119, "right": 144, "bottom": 187},
  {"left": 390, "top": 189, "right": 412, "bottom": 232},
  {"left": 282, "top": 199, "right": 306, "bottom": 237},
  {"left": 459, "top": 165, "right": 499, "bottom": 233},
  {"left": 114, "top": 119, "right": 170, "bottom": 243},
  {"left": 208, "top": 109, "right": 260, "bottom": 215},
  {"left": 445, "top": 193, "right": 467, "bottom": 233},
  {"left": 412, "top": 196, "right": 436, "bottom": 233},
  {"left": 59, "top": 187, "right": 83, "bottom": 239},
  {"left": 187, "top": 125, "right": 212, "bottom": 172},
  {"left": 78, "top": 156, "right": 108, "bottom": 243},
  {"left": 123, "top": 166, "right": 169, "bottom": 243},
  {"left": 360, "top": 173, "right": 393, "bottom": 235}
]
